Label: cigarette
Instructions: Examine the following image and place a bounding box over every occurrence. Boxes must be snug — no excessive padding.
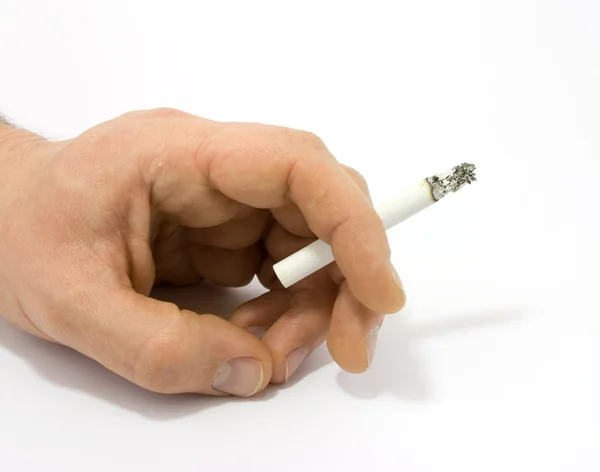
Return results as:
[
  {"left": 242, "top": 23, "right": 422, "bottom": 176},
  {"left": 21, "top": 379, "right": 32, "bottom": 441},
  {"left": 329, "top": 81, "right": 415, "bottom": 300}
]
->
[{"left": 273, "top": 163, "right": 477, "bottom": 288}]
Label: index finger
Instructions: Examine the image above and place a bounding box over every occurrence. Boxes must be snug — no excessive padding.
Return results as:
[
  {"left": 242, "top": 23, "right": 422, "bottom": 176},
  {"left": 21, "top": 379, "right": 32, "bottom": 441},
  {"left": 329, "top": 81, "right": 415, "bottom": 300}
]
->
[
  {"left": 118, "top": 113, "right": 405, "bottom": 314},
  {"left": 199, "top": 123, "right": 406, "bottom": 314}
]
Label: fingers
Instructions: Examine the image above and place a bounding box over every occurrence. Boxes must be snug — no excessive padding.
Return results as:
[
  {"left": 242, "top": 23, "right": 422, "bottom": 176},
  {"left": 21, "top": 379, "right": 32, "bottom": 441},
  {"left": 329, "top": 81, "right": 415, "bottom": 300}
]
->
[
  {"left": 187, "top": 209, "right": 271, "bottom": 249},
  {"left": 153, "top": 222, "right": 201, "bottom": 287},
  {"left": 230, "top": 290, "right": 291, "bottom": 334},
  {"left": 257, "top": 255, "right": 278, "bottom": 289},
  {"left": 264, "top": 222, "right": 315, "bottom": 262},
  {"left": 286, "top": 161, "right": 404, "bottom": 314},
  {"left": 55, "top": 288, "right": 273, "bottom": 396},
  {"left": 269, "top": 166, "right": 369, "bottom": 239},
  {"left": 262, "top": 217, "right": 387, "bottom": 374},
  {"left": 271, "top": 203, "right": 313, "bottom": 238},
  {"left": 119, "top": 113, "right": 404, "bottom": 314},
  {"left": 230, "top": 288, "right": 335, "bottom": 383},
  {"left": 199, "top": 123, "right": 405, "bottom": 313},
  {"left": 327, "top": 281, "right": 384, "bottom": 373}
]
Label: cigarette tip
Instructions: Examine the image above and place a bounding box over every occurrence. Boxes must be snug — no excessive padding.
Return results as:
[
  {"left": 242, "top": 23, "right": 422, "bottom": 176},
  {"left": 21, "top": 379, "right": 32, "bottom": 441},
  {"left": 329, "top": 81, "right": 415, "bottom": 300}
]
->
[{"left": 427, "top": 163, "right": 477, "bottom": 200}]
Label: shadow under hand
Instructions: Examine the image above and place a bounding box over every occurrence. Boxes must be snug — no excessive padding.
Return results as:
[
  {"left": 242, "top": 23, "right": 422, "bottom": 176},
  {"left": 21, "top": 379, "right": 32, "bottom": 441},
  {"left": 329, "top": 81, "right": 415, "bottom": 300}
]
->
[
  {"left": 0, "top": 283, "right": 269, "bottom": 421},
  {"left": 151, "top": 282, "right": 261, "bottom": 319},
  {"left": 337, "top": 308, "right": 525, "bottom": 402}
]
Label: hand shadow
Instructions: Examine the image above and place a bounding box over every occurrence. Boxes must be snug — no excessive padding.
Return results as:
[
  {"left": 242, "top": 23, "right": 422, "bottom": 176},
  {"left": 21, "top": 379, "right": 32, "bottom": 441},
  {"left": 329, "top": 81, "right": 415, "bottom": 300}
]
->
[
  {"left": 151, "top": 282, "right": 259, "bottom": 319},
  {"left": 0, "top": 282, "right": 276, "bottom": 421},
  {"left": 336, "top": 308, "right": 526, "bottom": 401},
  {"left": 0, "top": 281, "right": 525, "bottom": 416}
]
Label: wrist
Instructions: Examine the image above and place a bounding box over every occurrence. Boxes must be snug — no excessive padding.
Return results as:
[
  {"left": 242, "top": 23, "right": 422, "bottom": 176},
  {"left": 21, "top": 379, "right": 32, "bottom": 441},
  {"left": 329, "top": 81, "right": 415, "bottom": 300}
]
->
[
  {"left": 0, "top": 122, "right": 47, "bottom": 167},
  {"left": 0, "top": 124, "right": 52, "bottom": 201},
  {"left": 0, "top": 121, "right": 43, "bottom": 148}
]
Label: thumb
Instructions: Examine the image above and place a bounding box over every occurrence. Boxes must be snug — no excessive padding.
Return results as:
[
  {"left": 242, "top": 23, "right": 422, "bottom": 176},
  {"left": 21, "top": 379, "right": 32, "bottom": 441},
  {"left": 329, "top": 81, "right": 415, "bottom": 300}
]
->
[{"left": 61, "top": 288, "right": 273, "bottom": 396}]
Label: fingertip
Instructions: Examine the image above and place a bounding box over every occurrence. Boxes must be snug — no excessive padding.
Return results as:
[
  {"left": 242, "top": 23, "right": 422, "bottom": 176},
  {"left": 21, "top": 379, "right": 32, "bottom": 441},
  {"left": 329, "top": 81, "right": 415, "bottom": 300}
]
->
[
  {"left": 229, "top": 290, "right": 290, "bottom": 329},
  {"left": 327, "top": 336, "right": 368, "bottom": 374},
  {"left": 343, "top": 260, "right": 406, "bottom": 315},
  {"left": 257, "top": 255, "right": 277, "bottom": 288},
  {"left": 325, "top": 203, "right": 405, "bottom": 315},
  {"left": 121, "top": 301, "right": 273, "bottom": 396},
  {"left": 253, "top": 289, "right": 333, "bottom": 384},
  {"left": 327, "top": 282, "right": 385, "bottom": 374},
  {"left": 202, "top": 315, "right": 274, "bottom": 396},
  {"left": 212, "top": 355, "right": 268, "bottom": 397}
]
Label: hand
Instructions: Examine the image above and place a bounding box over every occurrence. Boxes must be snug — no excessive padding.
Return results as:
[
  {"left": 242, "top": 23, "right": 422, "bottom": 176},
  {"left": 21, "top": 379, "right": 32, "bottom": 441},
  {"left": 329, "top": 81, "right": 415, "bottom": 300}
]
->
[{"left": 0, "top": 109, "right": 405, "bottom": 396}]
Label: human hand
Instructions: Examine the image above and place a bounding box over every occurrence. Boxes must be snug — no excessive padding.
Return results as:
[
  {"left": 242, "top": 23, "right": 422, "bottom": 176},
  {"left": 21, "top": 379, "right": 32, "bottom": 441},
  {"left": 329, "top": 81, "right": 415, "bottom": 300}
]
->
[{"left": 0, "top": 109, "right": 405, "bottom": 396}]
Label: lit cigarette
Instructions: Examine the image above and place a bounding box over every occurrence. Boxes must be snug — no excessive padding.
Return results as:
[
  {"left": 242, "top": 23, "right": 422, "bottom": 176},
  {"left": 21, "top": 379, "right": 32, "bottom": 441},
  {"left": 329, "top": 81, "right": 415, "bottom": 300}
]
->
[{"left": 273, "top": 163, "right": 477, "bottom": 288}]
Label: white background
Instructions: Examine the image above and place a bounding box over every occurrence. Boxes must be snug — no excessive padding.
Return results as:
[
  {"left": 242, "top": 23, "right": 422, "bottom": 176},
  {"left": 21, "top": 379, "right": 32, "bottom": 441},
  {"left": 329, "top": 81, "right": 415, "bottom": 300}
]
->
[{"left": 1, "top": 1, "right": 599, "bottom": 471}]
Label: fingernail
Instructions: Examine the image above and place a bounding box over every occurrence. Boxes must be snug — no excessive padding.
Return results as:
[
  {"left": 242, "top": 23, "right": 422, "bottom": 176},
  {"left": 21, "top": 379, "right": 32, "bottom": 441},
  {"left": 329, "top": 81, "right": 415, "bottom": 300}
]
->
[
  {"left": 212, "top": 357, "right": 264, "bottom": 397},
  {"left": 366, "top": 327, "right": 379, "bottom": 368},
  {"left": 285, "top": 346, "right": 309, "bottom": 381},
  {"left": 245, "top": 326, "right": 267, "bottom": 340}
]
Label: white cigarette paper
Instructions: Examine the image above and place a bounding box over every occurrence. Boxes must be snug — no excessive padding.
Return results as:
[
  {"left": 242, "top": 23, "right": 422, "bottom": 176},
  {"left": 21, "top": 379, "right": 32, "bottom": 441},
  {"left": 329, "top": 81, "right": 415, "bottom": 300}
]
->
[{"left": 273, "top": 163, "right": 476, "bottom": 288}]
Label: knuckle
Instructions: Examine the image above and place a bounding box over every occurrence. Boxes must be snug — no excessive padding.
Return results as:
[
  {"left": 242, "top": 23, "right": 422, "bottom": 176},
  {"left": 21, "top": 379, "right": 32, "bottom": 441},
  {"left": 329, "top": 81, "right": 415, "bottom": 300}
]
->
[
  {"left": 280, "top": 127, "right": 326, "bottom": 152},
  {"left": 91, "top": 129, "right": 123, "bottom": 154},
  {"left": 112, "top": 110, "right": 142, "bottom": 121},
  {"left": 342, "top": 165, "right": 359, "bottom": 176},
  {"left": 118, "top": 108, "right": 188, "bottom": 121},
  {"left": 143, "top": 107, "right": 190, "bottom": 119},
  {"left": 343, "top": 165, "right": 369, "bottom": 191},
  {"left": 295, "top": 129, "right": 325, "bottom": 148},
  {"left": 343, "top": 165, "right": 365, "bottom": 182}
]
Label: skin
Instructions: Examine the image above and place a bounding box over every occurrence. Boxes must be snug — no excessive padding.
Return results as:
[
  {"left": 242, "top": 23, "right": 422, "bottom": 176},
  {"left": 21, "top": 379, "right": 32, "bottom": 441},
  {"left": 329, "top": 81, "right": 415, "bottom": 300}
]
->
[{"left": 0, "top": 109, "right": 405, "bottom": 396}]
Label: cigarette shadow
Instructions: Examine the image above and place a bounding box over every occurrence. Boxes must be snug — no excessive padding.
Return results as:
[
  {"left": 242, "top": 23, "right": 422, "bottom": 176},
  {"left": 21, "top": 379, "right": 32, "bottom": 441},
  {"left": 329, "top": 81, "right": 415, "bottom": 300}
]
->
[
  {"left": 0, "top": 283, "right": 277, "bottom": 422},
  {"left": 336, "top": 308, "right": 526, "bottom": 401}
]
